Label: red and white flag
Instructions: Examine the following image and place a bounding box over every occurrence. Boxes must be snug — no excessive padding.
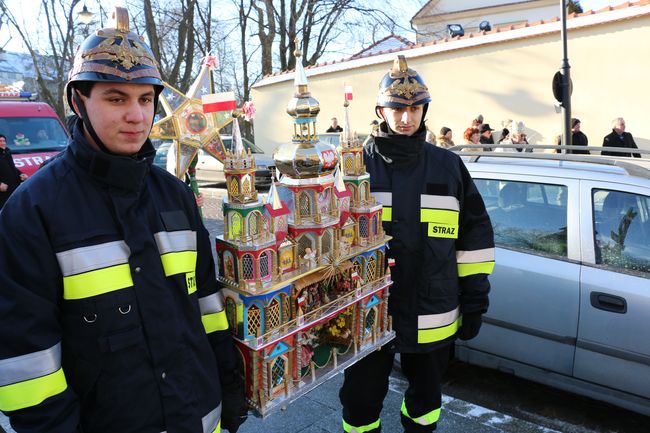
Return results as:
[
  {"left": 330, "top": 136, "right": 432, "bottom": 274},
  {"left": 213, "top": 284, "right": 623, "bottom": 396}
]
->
[
  {"left": 387, "top": 258, "right": 396, "bottom": 267},
  {"left": 344, "top": 85, "right": 353, "bottom": 101},
  {"left": 202, "top": 92, "right": 236, "bottom": 113},
  {"left": 351, "top": 271, "right": 359, "bottom": 281}
]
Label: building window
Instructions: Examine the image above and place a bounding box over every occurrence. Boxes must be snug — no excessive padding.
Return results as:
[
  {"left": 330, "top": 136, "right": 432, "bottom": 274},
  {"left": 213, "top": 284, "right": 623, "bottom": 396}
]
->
[
  {"left": 359, "top": 216, "right": 369, "bottom": 238},
  {"left": 243, "top": 176, "right": 252, "bottom": 194},
  {"left": 271, "top": 356, "right": 286, "bottom": 388},
  {"left": 229, "top": 177, "right": 239, "bottom": 195},
  {"left": 247, "top": 304, "right": 262, "bottom": 337},
  {"left": 344, "top": 155, "right": 354, "bottom": 173},
  {"left": 242, "top": 254, "right": 254, "bottom": 279},
  {"left": 366, "top": 256, "right": 376, "bottom": 282},
  {"left": 259, "top": 250, "right": 271, "bottom": 279},
  {"left": 265, "top": 297, "right": 281, "bottom": 331},
  {"left": 299, "top": 192, "right": 312, "bottom": 217},
  {"left": 364, "top": 308, "right": 376, "bottom": 335},
  {"left": 322, "top": 229, "right": 332, "bottom": 256}
]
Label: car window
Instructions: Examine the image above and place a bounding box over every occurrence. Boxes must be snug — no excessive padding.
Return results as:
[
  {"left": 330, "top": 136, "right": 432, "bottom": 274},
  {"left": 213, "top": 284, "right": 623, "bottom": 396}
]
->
[
  {"left": 475, "top": 179, "right": 568, "bottom": 257},
  {"left": 592, "top": 189, "right": 650, "bottom": 274},
  {"left": 0, "top": 116, "right": 68, "bottom": 152}
]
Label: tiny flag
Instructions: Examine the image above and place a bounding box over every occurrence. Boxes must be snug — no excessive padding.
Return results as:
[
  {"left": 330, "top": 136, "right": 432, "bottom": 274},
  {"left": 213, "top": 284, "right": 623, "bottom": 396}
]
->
[
  {"left": 202, "top": 92, "right": 236, "bottom": 113},
  {"left": 344, "top": 85, "right": 353, "bottom": 101},
  {"left": 387, "top": 258, "right": 396, "bottom": 267},
  {"left": 351, "top": 271, "right": 359, "bottom": 281}
]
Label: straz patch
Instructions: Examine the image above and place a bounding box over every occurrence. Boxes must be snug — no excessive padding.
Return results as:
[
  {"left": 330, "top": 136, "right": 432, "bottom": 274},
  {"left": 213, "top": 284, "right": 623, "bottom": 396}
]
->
[
  {"left": 427, "top": 223, "right": 458, "bottom": 238},
  {"left": 186, "top": 271, "right": 197, "bottom": 294}
]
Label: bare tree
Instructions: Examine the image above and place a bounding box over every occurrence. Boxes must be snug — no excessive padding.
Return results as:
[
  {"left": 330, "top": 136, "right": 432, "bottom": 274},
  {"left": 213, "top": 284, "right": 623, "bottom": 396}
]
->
[{"left": 0, "top": 0, "right": 82, "bottom": 119}]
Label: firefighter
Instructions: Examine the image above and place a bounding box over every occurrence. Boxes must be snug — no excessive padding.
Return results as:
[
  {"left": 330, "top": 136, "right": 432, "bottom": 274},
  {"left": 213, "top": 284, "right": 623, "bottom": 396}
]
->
[
  {"left": 339, "top": 56, "right": 495, "bottom": 433},
  {"left": 0, "top": 7, "right": 246, "bottom": 433}
]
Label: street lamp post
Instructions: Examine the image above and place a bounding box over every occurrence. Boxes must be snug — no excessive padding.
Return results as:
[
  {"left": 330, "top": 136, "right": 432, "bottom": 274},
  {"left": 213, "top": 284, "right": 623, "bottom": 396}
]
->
[
  {"left": 78, "top": 3, "right": 93, "bottom": 37},
  {"left": 560, "top": 0, "right": 572, "bottom": 151}
]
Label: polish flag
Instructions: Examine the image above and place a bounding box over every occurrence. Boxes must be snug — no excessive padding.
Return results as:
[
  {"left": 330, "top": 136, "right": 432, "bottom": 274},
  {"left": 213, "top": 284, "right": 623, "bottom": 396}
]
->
[
  {"left": 202, "top": 92, "right": 236, "bottom": 113},
  {"left": 344, "top": 85, "right": 353, "bottom": 101},
  {"left": 387, "top": 258, "right": 396, "bottom": 267},
  {"left": 351, "top": 272, "right": 359, "bottom": 281}
]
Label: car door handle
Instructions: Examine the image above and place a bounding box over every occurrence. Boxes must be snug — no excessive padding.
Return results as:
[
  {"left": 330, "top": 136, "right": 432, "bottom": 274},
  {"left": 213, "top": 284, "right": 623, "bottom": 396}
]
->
[{"left": 590, "top": 291, "right": 627, "bottom": 314}]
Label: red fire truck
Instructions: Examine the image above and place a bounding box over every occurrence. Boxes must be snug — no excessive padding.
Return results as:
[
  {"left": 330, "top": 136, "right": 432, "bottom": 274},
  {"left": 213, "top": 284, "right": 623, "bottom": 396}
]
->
[{"left": 0, "top": 91, "right": 69, "bottom": 176}]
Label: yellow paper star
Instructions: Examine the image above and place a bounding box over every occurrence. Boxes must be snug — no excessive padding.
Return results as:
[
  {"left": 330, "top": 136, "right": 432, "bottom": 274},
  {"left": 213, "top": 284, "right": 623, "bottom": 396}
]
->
[{"left": 150, "top": 62, "right": 235, "bottom": 178}]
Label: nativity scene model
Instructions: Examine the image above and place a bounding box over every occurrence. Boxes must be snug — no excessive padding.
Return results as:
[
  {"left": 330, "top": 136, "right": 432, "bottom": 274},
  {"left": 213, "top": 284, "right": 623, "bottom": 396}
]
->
[{"left": 215, "top": 50, "right": 395, "bottom": 416}]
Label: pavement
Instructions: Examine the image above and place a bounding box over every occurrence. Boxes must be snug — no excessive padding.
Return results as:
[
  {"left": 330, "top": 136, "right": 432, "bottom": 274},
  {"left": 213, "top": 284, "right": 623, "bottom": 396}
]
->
[{"left": 0, "top": 187, "right": 559, "bottom": 433}]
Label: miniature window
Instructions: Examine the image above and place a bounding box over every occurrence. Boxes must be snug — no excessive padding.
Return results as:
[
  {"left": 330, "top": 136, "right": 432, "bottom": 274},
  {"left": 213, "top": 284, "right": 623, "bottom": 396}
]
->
[
  {"left": 299, "top": 192, "right": 311, "bottom": 217},
  {"left": 592, "top": 189, "right": 650, "bottom": 274},
  {"left": 259, "top": 250, "right": 271, "bottom": 279},
  {"left": 229, "top": 213, "right": 243, "bottom": 240},
  {"left": 265, "top": 298, "right": 281, "bottom": 330},
  {"left": 364, "top": 308, "right": 376, "bottom": 335},
  {"left": 371, "top": 214, "right": 379, "bottom": 237},
  {"left": 247, "top": 304, "right": 262, "bottom": 337},
  {"left": 353, "top": 260, "right": 363, "bottom": 280},
  {"left": 320, "top": 188, "right": 332, "bottom": 215},
  {"left": 243, "top": 177, "right": 252, "bottom": 194},
  {"left": 249, "top": 212, "right": 260, "bottom": 237},
  {"left": 321, "top": 230, "right": 333, "bottom": 256},
  {"left": 223, "top": 251, "right": 236, "bottom": 280},
  {"left": 229, "top": 177, "right": 239, "bottom": 196},
  {"left": 344, "top": 155, "right": 354, "bottom": 173},
  {"left": 359, "top": 216, "right": 369, "bottom": 238},
  {"left": 271, "top": 356, "right": 286, "bottom": 388},
  {"left": 298, "top": 234, "right": 314, "bottom": 258},
  {"left": 366, "top": 256, "right": 377, "bottom": 282},
  {"left": 281, "top": 294, "right": 291, "bottom": 322},
  {"left": 360, "top": 182, "right": 370, "bottom": 202},
  {"left": 376, "top": 250, "right": 385, "bottom": 277},
  {"left": 242, "top": 254, "right": 255, "bottom": 279},
  {"left": 475, "top": 179, "right": 568, "bottom": 258}
]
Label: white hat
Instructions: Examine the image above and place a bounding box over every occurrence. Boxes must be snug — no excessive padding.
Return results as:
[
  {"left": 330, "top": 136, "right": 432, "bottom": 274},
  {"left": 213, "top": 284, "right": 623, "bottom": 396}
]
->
[{"left": 511, "top": 120, "right": 525, "bottom": 135}]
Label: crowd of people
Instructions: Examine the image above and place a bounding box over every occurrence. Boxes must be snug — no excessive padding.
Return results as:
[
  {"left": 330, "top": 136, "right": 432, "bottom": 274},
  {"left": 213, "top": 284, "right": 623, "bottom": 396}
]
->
[{"left": 427, "top": 115, "right": 642, "bottom": 157}]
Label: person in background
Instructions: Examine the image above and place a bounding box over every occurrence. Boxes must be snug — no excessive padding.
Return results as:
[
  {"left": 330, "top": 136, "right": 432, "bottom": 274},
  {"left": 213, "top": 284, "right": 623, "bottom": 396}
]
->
[
  {"left": 0, "top": 133, "right": 28, "bottom": 209},
  {"left": 497, "top": 119, "right": 512, "bottom": 144},
  {"left": 479, "top": 123, "right": 495, "bottom": 151},
  {"left": 326, "top": 117, "right": 343, "bottom": 132},
  {"left": 462, "top": 127, "right": 482, "bottom": 152},
  {"left": 339, "top": 55, "right": 494, "bottom": 433},
  {"left": 557, "top": 118, "right": 590, "bottom": 155},
  {"left": 497, "top": 120, "right": 530, "bottom": 152},
  {"left": 436, "top": 126, "right": 454, "bottom": 148},
  {"left": 602, "top": 117, "right": 641, "bottom": 158},
  {"left": 472, "top": 114, "right": 484, "bottom": 129},
  {"left": 0, "top": 8, "right": 246, "bottom": 433}
]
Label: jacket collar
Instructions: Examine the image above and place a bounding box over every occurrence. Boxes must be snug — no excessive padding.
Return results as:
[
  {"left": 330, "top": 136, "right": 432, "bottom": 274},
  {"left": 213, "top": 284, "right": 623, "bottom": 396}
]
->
[{"left": 67, "top": 119, "right": 155, "bottom": 192}]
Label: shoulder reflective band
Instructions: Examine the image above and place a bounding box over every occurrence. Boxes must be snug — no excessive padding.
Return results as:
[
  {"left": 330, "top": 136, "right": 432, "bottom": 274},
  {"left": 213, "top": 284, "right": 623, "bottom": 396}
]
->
[
  {"left": 155, "top": 231, "right": 197, "bottom": 276},
  {"left": 343, "top": 418, "right": 381, "bottom": 433},
  {"left": 417, "top": 307, "right": 461, "bottom": 344},
  {"left": 420, "top": 195, "right": 459, "bottom": 239},
  {"left": 202, "top": 403, "right": 221, "bottom": 433},
  {"left": 200, "top": 293, "right": 228, "bottom": 334},
  {"left": 373, "top": 192, "right": 392, "bottom": 222},
  {"left": 0, "top": 343, "right": 66, "bottom": 411},
  {"left": 56, "top": 241, "right": 133, "bottom": 300},
  {"left": 401, "top": 400, "right": 440, "bottom": 426},
  {"left": 457, "top": 248, "right": 495, "bottom": 277}
]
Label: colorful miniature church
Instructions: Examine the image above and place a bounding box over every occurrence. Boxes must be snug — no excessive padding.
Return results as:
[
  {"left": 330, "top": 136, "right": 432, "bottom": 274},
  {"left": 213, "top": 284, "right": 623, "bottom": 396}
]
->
[{"left": 215, "top": 48, "right": 394, "bottom": 416}]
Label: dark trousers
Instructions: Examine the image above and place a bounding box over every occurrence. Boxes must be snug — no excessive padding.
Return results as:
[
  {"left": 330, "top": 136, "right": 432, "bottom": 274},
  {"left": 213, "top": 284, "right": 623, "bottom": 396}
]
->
[{"left": 339, "top": 345, "right": 451, "bottom": 433}]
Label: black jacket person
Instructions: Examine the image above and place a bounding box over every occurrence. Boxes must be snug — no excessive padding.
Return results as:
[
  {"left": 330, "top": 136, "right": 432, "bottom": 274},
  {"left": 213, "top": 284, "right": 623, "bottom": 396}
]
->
[
  {"left": 0, "top": 7, "right": 246, "bottom": 433},
  {"left": 339, "top": 56, "right": 494, "bottom": 433}
]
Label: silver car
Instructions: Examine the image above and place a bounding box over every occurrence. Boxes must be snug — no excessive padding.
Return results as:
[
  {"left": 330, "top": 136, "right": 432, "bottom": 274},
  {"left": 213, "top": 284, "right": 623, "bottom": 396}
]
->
[{"left": 455, "top": 149, "right": 650, "bottom": 416}]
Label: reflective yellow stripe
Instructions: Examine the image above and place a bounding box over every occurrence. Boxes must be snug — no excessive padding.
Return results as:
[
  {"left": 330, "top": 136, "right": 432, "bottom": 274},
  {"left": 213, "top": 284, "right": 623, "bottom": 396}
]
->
[
  {"left": 382, "top": 206, "right": 392, "bottom": 222},
  {"left": 458, "top": 261, "right": 495, "bottom": 277},
  {"left": 420, "top": 208, "right": 458, "bottom": 225},
  {"left": 202, "top": 311, "right": 229, "bottom": 334},
  {"left": 63, "top": 264, "right": 133, "bottom": 300},
  {"left": 160, "top": 251, "right": 197, "bottom": 276},
  {"left": 212, "top": 420, "right": 221, "bottom": 433},
  {"left": 401, "top": 400, "right": 440, "bottom": 425},
  {"left": 417, "top": 317, "right": 461, "bottom": 343},
  {"left": 427, "top": 223, "right": 458, "bottom": 239},
  {"left": 342, "top": 418, "right": 381, "bottom": 433},
  {"left": 0, "top": 368, "right": 67, "bottom": 411}
]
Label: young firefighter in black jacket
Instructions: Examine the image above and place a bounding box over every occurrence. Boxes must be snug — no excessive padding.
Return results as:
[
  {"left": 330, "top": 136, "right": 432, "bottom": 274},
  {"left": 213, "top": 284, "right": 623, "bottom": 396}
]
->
[
  {"left": 339, "top": 56, "right": 495, "bottom": 433},
  {"left": 0, "top": 7, "right": 247, "bottom": 433}
]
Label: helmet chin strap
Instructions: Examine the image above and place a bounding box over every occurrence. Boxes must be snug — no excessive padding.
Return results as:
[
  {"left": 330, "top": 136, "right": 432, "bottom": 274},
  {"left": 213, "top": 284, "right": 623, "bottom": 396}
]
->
[{"left": 72, "top": 89, "right": 114, "bottom": 155}]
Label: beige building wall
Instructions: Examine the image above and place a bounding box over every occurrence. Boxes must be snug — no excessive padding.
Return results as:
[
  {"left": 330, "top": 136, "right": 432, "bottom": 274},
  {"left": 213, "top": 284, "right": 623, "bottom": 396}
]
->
[{"left": 252, "top": 10, "right": 650, "bottom": 155}]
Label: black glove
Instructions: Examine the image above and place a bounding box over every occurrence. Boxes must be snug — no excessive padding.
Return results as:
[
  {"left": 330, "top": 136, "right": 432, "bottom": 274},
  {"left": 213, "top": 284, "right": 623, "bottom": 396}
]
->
[
  {"left": 458, "top": 313, "right": 483, "bottom": 341},
  {"left": 220, "top": 372, "right": 248, "bottom": 433}
]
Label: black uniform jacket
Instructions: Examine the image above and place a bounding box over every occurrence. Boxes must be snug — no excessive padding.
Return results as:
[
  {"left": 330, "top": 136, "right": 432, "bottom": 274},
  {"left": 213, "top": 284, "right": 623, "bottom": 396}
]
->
[
  {"left": 0, "top": 146, "right": 23, "bottom": 208},
  {"left": 0, "top": 126, "right": 236, "bottom": 433},
  {"left": 365, "top": 129, "right": 495, "bottom": 353},
  {"left": 602, "top": 129, "right": 641, "bottom": 158}
]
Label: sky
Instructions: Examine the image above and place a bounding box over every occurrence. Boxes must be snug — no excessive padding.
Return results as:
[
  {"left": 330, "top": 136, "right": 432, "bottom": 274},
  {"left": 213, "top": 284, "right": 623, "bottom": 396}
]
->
[{"left": 0, "top": 0, "right": 625, "bottom": 56}]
